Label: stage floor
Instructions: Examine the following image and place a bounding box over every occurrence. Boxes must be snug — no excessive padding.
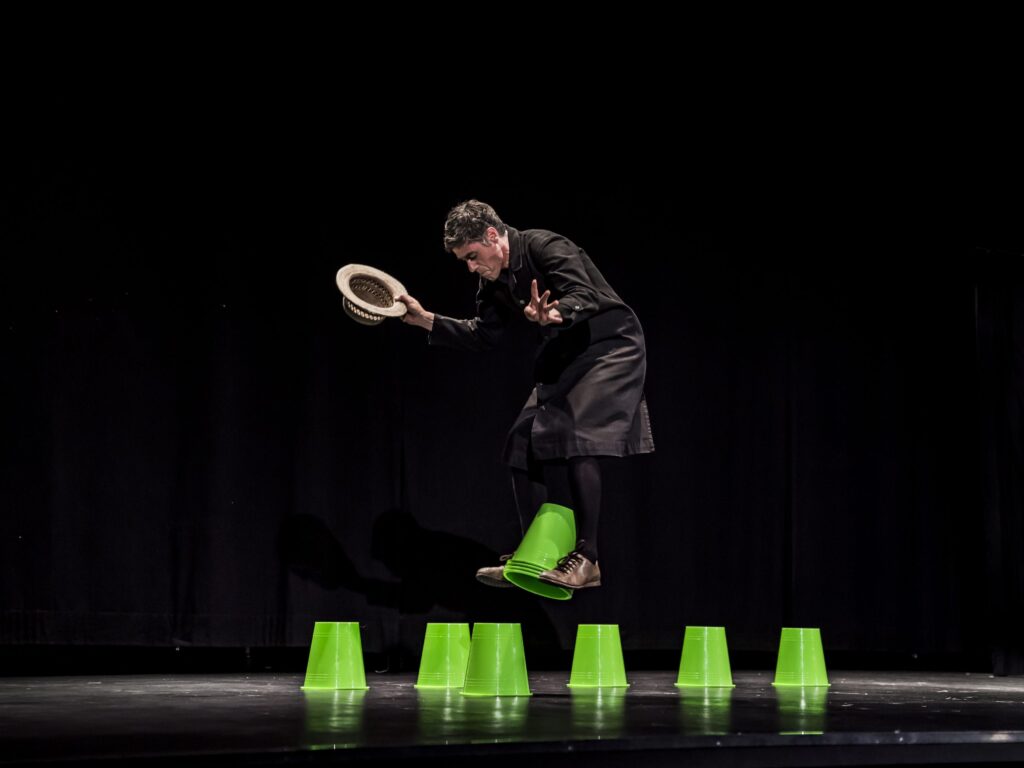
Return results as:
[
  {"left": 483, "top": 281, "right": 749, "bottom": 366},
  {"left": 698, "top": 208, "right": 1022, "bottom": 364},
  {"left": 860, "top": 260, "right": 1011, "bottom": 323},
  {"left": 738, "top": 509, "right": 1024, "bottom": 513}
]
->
[{"left": 3, "top": 670, "right": 1024, "bottom": 767}]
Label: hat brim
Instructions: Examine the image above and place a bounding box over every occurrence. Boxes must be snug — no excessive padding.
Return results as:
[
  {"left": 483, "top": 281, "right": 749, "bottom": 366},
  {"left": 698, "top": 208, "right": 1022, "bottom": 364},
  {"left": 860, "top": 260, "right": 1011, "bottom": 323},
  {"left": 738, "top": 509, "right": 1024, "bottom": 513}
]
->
[{"left": 336, "top": 264, "right": 408, "bottom": 321}]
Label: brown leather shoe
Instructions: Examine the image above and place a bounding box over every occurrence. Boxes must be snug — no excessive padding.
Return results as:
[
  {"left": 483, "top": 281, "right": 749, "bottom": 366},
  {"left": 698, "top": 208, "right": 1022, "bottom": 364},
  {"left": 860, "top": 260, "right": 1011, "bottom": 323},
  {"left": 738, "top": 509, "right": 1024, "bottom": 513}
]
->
[
  {"left": 475, "top": 553, "right": 515, "bottom": 588},
  {"left": 537, "top": 551, "right": 601, "bottom": 589}
]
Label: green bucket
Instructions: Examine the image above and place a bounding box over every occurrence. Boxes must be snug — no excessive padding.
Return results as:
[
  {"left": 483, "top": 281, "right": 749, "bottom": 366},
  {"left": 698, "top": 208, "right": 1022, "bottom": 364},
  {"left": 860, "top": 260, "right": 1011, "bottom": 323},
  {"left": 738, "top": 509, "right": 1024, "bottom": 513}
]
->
[
  {"left": 773, "top": 627, "right": 831, "bottom": 687},
  {"left": 461, "top": 623, "right": 532, "bottom": 697},
  {"left": 415, "top": 623, "right": 471, "bottom": 689},
  {"left": 301, "top": 621, "right": 369, "bottom": 690},
  {"left": 567, "top": 624, "right": 630, "bottom": 688},
  {"left": 675, "top": 626, "right": 735, "bottom": 688},
  {"left": 503, "top": 503, "right": 577, "bottom": 600}
]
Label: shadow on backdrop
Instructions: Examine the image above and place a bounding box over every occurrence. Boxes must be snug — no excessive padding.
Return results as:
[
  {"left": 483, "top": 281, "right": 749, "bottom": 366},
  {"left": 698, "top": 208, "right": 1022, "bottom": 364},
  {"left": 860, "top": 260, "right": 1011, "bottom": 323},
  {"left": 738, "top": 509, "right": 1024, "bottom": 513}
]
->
[{"left": 279, "top": 511, "right": 559, "bottom": 651}]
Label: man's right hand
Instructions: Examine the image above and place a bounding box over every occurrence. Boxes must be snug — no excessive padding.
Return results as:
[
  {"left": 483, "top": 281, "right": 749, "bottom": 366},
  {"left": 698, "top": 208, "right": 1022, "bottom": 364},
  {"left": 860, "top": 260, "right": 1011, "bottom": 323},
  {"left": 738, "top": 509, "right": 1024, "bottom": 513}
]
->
[{"left": 396, "top": 294, "right": 434, "bottom": 331}]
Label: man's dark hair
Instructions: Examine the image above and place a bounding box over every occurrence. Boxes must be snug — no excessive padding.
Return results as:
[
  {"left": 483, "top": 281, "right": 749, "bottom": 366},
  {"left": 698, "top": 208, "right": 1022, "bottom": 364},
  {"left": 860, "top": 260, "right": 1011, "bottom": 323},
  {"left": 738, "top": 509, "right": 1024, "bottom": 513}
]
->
[{"left": 443, "top": 200, "right": 508, "bottom": 252}]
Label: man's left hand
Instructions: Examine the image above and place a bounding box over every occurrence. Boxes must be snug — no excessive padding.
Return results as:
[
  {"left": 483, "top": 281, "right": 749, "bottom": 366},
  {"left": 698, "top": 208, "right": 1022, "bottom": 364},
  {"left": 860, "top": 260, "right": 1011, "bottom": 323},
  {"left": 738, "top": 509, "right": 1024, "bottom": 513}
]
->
[{"left": 524, "top": 279, "right": 563, "bottom": 326}]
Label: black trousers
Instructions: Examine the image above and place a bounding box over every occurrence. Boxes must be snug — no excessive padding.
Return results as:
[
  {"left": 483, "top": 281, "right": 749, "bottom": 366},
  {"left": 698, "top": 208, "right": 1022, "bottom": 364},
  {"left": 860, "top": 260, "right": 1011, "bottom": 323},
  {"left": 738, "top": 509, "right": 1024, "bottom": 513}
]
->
[{"left": 510, "top": 439, "right": 602, "bottom": 560}]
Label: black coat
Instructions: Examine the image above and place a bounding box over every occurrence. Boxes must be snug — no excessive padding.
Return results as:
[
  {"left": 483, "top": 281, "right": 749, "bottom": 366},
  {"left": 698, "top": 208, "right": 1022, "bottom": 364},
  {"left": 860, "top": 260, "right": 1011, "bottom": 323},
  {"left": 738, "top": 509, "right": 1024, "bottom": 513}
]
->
[{"left": 428, "top": 227, "right": 655, "bottom": 469}]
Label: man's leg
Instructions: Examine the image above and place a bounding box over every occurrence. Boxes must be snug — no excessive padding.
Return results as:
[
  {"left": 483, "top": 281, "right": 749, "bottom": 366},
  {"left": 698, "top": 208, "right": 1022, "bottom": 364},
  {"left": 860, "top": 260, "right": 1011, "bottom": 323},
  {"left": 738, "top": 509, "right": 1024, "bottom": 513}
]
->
[
  {"left": 536, "top": 455, "right": 602, "bottom": 589},
  {"left": 476, "top": 437, "right": 546, "bottom": 588},
  {"left": 568, "top": 456, "right": 601, "bottom": 562},
  {"left": 540, "top": 457, "right": 601, "bottom": 560},
  {"left": 511, "top": 443, "right": 548, "bottom": 535}
]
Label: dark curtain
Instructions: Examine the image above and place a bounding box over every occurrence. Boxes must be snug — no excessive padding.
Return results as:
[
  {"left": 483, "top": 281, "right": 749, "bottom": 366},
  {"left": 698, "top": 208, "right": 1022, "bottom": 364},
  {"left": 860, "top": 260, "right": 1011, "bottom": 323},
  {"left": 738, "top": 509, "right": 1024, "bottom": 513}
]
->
[
  {"left": 976, "top": 250, "right": 1024, "bottom": 675},
  {"left": 0, "top": 149, "right": 996, "bottom": 665}
]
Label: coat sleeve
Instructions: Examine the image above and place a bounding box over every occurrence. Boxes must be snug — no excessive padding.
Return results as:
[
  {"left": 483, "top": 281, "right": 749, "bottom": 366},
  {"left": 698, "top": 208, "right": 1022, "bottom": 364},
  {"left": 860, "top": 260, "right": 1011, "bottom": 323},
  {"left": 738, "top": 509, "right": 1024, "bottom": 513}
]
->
[
  {"left": 532, "top": 233, "right": 599, "bottom": 329},
  {"left": 427, "top": 283, "right": 513, "bottom": 352}
]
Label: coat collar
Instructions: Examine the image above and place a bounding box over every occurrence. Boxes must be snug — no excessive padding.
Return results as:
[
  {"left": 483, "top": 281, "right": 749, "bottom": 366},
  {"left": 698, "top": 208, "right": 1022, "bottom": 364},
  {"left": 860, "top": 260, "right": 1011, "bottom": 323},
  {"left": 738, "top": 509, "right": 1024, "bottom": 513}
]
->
[
  {"left": 500, "top": 226, "right": 524, "bottom": 293},
  {"left": 506, "top": 226, "right": 524, "bottom": 273}
]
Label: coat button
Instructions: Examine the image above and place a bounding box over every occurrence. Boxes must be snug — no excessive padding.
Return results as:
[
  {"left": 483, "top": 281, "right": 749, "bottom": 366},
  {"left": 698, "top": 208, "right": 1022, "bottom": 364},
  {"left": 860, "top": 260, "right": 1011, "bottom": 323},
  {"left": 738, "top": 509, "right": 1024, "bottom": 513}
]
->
[{"left": 519, "top": 299, "right": 525, "bottom": 306}]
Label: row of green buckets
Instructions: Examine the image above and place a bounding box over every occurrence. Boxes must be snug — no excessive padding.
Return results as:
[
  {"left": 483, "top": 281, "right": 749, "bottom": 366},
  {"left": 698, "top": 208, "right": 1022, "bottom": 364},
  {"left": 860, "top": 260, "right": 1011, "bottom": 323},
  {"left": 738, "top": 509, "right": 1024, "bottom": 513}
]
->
[{"left": 302, "top": 622, "right": 830, "bottom": 693}]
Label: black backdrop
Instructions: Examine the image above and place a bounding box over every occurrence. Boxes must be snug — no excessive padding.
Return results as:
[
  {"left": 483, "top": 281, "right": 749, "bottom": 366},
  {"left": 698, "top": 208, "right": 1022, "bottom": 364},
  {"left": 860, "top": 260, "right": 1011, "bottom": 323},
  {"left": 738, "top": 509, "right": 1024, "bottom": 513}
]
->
[{"left": 3, "top": 84, "right": 1023, "bottom": 673}]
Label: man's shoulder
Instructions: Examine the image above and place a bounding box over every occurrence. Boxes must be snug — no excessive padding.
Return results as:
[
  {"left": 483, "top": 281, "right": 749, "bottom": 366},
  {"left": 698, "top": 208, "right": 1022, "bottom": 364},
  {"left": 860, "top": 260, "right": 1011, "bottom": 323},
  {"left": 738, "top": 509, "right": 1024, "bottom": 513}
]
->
[
  {"left": 520, "top": 227, "right": 561, "bottom": 241},
  {"left": 519, "top": 228, "right": 575, "bottom": 252}
]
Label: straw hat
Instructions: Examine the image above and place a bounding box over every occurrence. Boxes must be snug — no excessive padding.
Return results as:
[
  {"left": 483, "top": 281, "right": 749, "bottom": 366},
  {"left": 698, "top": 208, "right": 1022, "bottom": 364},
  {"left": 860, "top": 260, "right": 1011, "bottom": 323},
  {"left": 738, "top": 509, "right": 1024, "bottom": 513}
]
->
[{"left": 335, "top": 264, "right": 408, "bottom": 326}]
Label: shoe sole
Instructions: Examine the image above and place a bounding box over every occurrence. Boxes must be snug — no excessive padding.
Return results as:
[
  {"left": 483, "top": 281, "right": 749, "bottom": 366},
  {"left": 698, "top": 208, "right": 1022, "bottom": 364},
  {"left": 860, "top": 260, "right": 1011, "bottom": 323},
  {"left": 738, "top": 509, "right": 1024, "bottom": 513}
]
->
[
  {"left": 536, "top": 575, "right": 601, "bottom": 590},
  {"left": 475, "top": 575, "right": 514, "bottom": 588}
]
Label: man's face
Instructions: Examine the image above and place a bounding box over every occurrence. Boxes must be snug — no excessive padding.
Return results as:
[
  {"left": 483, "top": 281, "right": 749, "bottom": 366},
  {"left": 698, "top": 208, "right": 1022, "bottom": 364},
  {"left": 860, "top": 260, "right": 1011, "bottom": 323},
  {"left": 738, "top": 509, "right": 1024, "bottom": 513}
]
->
[{"left": 452, "top": 227, "right": 504, "bottom": 281}]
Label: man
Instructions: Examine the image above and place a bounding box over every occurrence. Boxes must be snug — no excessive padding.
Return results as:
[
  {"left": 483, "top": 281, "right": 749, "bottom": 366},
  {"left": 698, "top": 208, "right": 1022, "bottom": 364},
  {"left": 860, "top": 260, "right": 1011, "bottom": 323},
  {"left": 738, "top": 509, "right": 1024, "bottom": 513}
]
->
[{"left": 397, "top": 200, "right": 654, "bottom": 590}]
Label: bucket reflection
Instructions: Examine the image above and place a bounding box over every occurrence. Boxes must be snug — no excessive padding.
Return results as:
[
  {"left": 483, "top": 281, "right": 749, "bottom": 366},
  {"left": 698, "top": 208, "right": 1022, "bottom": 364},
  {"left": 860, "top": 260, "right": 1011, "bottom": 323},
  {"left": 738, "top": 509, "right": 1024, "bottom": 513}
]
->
[
  {"left": 460, "top": 695, "right": 530, "bottom": 743},
  {"left": 678, "top": 687, "right": 733, "bottom": 736},
  {"left": 570, "top": 687, "right": 628, "bottom": 739},
  {"left": 301, "top": 688, "right": 368, "bottom": 750},
  {"left": 416, "top": 688, "right": 468, "bottom": 743},
  {"left": 776, "top": 686, "right": 828, "bottom": 735}
]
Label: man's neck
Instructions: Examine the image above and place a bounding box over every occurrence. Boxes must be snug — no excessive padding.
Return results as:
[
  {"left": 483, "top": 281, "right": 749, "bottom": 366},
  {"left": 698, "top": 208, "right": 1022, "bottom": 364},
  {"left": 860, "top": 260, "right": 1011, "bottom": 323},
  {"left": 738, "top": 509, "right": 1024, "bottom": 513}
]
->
[{"left": 499, "top": 233, "right": 511, "bottom": 269}]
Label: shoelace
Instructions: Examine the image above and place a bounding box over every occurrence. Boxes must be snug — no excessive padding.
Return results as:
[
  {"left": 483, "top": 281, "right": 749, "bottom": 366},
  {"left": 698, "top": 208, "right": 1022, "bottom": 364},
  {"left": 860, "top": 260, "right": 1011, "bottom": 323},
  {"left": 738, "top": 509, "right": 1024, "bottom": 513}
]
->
[{"left": 555, "top": 551, "right": 585, "bottom": 574}]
